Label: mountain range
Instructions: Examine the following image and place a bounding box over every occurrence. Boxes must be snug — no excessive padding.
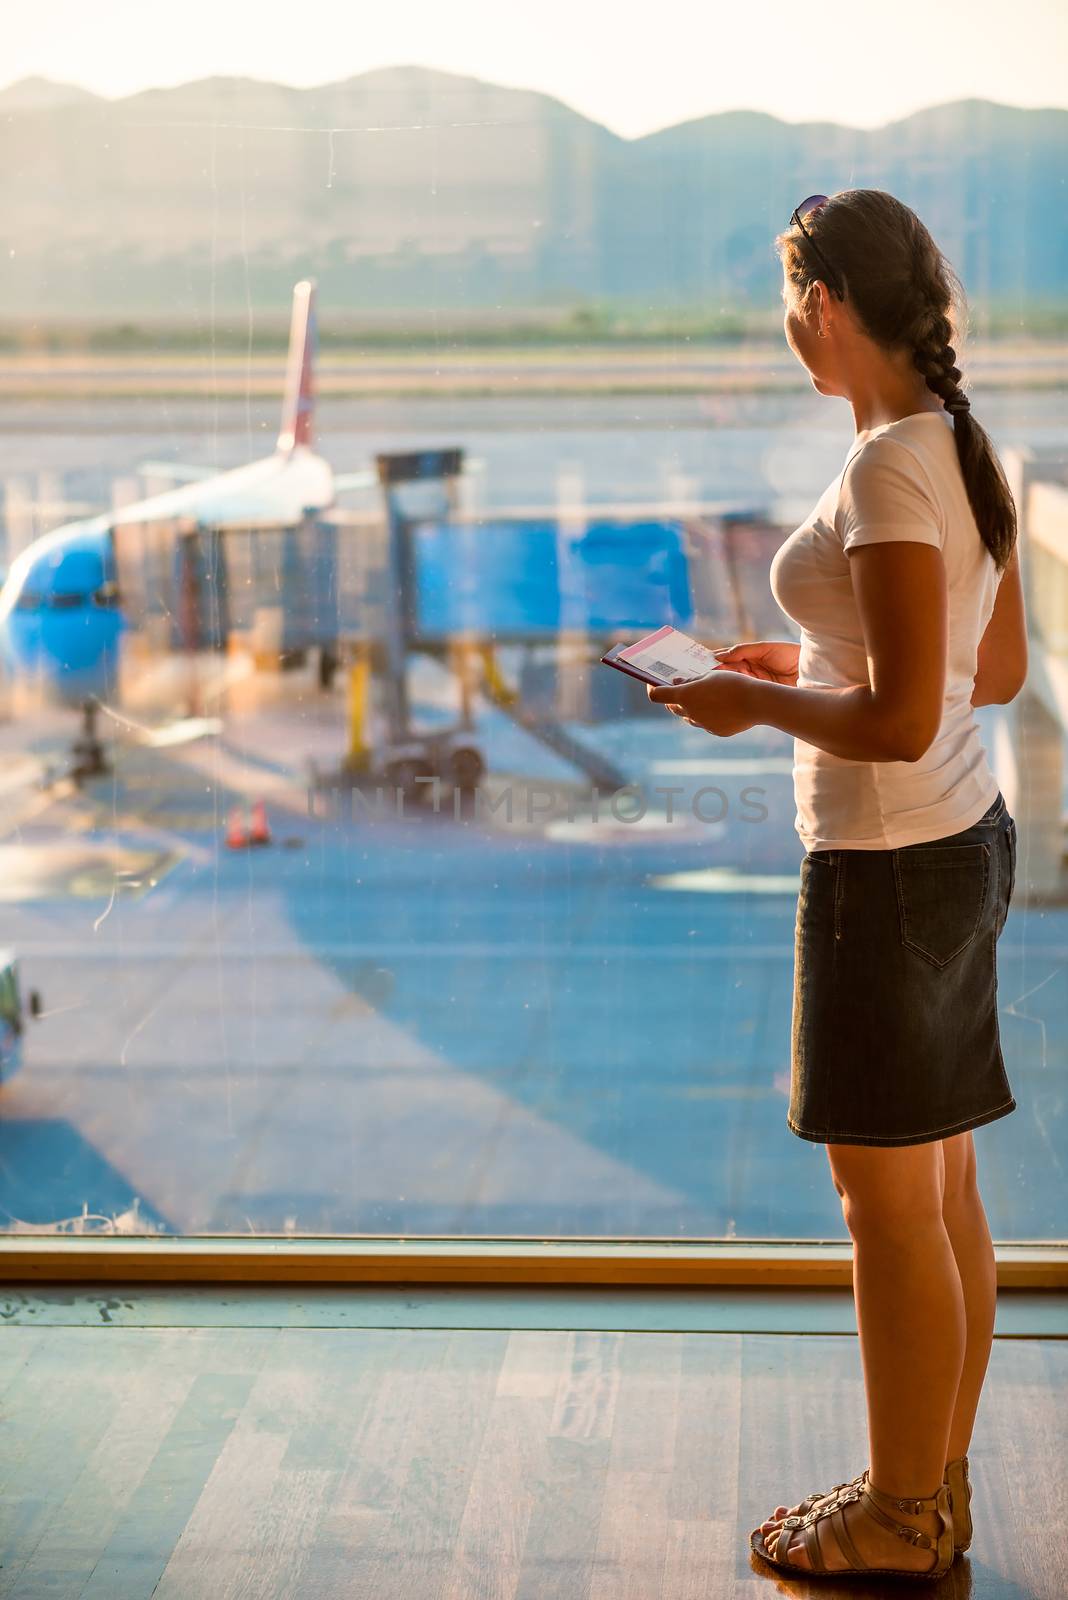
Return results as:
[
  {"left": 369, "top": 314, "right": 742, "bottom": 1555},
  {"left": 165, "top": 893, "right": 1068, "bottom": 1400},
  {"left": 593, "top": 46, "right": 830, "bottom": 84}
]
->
[{"left": 0, "top": 67, "right": 1064, "bottom": 324}]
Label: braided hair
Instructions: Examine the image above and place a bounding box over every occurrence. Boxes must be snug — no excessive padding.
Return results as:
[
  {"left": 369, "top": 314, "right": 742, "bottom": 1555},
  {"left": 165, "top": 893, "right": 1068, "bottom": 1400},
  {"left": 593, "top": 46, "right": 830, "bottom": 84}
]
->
[
  {"left": 911, "top": 311, "right": 972, "bottom": 415},
  {"left": 775, "top": 190, "right": 1016, "bottom": 573}
]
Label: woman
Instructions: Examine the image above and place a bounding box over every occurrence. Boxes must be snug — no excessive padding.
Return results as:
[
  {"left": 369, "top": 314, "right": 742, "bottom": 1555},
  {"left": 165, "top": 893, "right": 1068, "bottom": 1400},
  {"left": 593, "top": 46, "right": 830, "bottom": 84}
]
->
[{"left": 649, "top": 189, "right": 1027, "bottom": 1581}]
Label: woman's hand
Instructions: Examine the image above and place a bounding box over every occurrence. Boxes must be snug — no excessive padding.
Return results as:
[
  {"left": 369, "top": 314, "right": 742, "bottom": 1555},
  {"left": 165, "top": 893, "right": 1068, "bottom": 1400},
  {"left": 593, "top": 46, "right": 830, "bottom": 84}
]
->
[
  {"left": 710, "top": 640, "right": 801, "bottom": 687},
  {"left": 646, "top": 666, "right": 758, "bottom": 736}
]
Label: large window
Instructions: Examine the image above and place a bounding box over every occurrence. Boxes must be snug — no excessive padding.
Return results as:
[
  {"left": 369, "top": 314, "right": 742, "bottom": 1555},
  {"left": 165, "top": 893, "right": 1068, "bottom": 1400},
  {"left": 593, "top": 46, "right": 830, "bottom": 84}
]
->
[{"left": 0, "top": 30, "right": 1065, "bottom": 1265}]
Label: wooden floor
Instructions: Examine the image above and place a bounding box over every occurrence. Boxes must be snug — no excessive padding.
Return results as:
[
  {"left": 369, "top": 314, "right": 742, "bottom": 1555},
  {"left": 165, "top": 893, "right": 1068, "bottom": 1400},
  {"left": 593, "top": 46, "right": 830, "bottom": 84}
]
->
[{"left": 1, "top": 1290, "right": 1065, "bottom": 1598}]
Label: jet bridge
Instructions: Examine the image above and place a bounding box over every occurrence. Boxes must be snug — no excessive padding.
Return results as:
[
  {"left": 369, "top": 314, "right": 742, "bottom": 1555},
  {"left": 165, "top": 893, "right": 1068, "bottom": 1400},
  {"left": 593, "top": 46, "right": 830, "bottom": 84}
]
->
[{"left": 110, "top": 445, "right": 787, "bottom": 805}]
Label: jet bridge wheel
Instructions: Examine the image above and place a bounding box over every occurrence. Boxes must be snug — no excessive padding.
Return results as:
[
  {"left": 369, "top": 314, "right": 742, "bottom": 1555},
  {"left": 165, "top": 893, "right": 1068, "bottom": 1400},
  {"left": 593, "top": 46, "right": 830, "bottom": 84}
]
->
[{"left": 447, "top": 745, "right": 485, "bottom": 794}]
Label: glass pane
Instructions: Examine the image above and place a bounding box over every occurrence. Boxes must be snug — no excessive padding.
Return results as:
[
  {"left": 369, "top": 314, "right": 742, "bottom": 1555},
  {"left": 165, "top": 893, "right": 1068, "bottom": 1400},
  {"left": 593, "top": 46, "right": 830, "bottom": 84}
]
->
[{"left": 0, "top": 39, "right": 1064, "bottom": 1245}]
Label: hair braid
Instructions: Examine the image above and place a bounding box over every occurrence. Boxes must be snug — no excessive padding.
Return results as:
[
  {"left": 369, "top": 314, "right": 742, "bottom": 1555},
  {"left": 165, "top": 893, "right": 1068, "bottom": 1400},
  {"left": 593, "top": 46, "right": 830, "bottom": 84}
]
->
[{"left": 910, "top": 309, "right": 972, "bottom": 416}]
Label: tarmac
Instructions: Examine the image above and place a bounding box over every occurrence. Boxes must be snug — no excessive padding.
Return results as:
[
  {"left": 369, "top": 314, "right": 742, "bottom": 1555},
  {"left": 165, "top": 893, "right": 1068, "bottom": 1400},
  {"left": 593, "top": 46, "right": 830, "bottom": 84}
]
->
[{"left": 0, "top": 652, "right": 1061, "bottom": 1243}]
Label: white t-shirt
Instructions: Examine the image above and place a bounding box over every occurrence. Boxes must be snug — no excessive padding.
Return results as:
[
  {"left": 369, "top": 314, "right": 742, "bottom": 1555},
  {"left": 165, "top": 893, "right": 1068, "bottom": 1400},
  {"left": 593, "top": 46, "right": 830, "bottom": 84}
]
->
[{"left": 768, "top": 409, "right": 1003, "bottom": 851}]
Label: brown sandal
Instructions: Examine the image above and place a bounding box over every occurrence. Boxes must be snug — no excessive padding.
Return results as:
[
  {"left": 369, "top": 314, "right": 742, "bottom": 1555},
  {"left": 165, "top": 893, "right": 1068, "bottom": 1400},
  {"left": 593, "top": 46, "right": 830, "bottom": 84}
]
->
[
  {"left": 758, "top": 1453, "right": 972, "bottom": 1556},
  {"left": 945, "top": 1455, "right": 972, "bottom": 1552},
  {"left": 750, "top": 1468, "right": 955, "bottom": 1581}
]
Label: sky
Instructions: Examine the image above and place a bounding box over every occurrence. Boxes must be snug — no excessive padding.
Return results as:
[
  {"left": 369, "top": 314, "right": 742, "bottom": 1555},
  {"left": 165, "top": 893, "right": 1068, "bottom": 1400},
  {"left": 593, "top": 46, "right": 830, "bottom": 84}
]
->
[{"left": 2, "top": 0, "right": 1066, "bottom": 139}]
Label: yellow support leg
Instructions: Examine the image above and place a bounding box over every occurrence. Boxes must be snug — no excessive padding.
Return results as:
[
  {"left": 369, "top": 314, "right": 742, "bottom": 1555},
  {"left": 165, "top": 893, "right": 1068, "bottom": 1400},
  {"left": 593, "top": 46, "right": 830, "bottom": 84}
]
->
[
  {"left": 450, "top": 638, "right": 478, "bottom": 726},
  {"left": 344, "top": 642, "right": 373, "bottom": 773},
  {"left": 478, "top": 642, "right": 518, "bottom": 707}
]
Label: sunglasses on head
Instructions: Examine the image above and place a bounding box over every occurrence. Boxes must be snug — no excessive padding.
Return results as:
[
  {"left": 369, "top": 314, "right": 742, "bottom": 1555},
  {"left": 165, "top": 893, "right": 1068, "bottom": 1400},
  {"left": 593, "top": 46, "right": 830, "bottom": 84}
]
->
[{"left": 790, "top": 193, "right": 846, "bottom": 301}]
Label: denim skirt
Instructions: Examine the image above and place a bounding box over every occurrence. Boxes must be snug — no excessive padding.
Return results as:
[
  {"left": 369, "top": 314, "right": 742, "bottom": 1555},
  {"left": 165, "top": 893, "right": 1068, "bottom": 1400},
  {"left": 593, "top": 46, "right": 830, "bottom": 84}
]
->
[{"left": 788, "top": 790, "right": 1018, "bottom": 1147}]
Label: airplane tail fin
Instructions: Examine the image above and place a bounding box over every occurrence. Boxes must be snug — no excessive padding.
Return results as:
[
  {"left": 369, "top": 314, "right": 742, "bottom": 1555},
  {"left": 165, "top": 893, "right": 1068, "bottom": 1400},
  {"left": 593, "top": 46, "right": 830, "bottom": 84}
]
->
[{"left": 277, "top": 279, "right": 317, "bottom": 453}]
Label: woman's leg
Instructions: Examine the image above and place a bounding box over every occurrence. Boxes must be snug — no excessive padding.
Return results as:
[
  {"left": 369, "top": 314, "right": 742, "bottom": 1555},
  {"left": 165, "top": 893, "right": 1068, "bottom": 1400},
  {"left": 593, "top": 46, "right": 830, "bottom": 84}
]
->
[
  {"left": 764, "top": 1136, "right": 967, "bottom": 1572},
  {"left": 940, "top": 1129, "right": 997, "bottom": 1460},
  {"left": 830, "top": 1137, "right": 966, "bottom": 1492}
]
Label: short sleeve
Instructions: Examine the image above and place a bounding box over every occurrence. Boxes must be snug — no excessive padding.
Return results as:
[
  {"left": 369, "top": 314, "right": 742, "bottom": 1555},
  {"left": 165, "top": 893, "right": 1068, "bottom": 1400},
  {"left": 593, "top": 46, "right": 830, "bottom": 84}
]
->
[{"left": 836, "top": 436, "right": 944, "bottom": 553}]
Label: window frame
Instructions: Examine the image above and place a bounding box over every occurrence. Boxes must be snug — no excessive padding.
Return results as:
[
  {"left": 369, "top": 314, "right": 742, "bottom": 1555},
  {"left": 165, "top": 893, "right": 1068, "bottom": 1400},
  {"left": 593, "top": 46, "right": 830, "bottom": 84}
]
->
[{"left": 2, "top": 1238, "right": 1064, "bottom": 1288}]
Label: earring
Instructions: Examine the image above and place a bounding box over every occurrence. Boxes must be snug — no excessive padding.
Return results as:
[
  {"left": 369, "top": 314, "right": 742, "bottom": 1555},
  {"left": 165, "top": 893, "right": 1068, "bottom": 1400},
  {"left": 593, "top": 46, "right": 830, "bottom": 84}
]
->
[{"left": 817, "top": 327, "right": 827, "bottom": 338}]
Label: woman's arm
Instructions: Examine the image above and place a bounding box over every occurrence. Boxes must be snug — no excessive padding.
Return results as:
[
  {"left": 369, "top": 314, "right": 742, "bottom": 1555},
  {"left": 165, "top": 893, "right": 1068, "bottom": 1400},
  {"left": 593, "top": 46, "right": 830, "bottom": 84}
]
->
[
  {"left": 650, "top": 540, "right": 947, "bottom": 762},
  {"left": 738, "top": 537, "right": 945, "bottom": 760},
  {"left": 971, "top": 542, "right": 1028, "bottom": 706},
  {"left": 652, "top": 436, "right": 1024, "bottom": 756}
]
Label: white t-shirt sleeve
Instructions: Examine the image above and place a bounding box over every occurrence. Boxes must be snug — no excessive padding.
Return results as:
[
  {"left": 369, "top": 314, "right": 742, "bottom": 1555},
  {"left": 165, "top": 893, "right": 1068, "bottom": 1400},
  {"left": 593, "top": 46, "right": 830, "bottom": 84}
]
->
[{"left": 837, "top": 436, "right": 944, "bottom": 553}]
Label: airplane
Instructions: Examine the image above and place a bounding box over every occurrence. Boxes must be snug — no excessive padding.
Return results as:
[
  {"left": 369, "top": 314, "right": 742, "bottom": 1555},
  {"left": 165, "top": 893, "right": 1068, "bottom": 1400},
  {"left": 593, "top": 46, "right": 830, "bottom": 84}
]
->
[{"left": 0, "top": 280, "right": 377, "bottom": 771}]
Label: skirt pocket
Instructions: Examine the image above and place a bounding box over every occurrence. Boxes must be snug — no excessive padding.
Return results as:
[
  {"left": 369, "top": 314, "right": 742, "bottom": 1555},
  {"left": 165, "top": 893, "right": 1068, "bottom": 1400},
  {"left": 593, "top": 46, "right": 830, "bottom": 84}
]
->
[
  {"left": 800, "top": 850, "right": 842, "bottom": 941},
  {"left": 1006, "top": 816, "right": 1017, "bottom": 908},
  {"left": 891, "top": 841, "right": 991, "bottom": 969}
]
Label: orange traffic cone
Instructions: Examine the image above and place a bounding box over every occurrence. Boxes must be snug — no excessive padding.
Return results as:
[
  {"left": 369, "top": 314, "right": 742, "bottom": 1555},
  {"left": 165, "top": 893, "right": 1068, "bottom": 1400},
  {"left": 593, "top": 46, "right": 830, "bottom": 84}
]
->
[
  {"left": 225, "top": 805, "right": 249, "bottom": 849},
  {"left": 248, "top": 798, "right": 271, "bottom": 846}
]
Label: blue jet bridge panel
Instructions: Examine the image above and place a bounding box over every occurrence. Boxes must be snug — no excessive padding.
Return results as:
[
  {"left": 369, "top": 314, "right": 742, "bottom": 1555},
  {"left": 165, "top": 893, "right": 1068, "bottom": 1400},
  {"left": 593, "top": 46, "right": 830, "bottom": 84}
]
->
[{"left": 412, "top": 518, "right": 694, "bottom": 639}]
